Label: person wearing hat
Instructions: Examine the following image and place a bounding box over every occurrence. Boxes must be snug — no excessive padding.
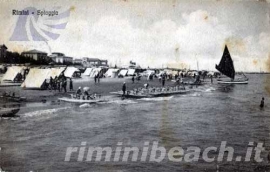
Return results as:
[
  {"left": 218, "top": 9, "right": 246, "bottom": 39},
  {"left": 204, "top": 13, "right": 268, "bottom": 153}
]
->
[
  {"left": 122, "top": 82, "right": 126, "bottom": 96},
  {"left": 76, "top": 86, "right": 82, "bottom": 98}
]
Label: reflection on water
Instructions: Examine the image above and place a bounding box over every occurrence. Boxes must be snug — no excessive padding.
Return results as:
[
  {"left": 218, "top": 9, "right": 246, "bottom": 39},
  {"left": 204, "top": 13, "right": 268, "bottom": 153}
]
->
[
  {"left": 216, "top": 84, "right": 235, "bottom": 93},
  {"left": 159, "top": 99, "right": 180, "bottom": 149}
]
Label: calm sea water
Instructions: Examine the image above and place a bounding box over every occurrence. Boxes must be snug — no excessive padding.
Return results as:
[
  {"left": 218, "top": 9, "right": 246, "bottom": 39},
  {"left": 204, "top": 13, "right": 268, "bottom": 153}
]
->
[{"left": 1, "top": 74, "right": 270, "bottom": 172}]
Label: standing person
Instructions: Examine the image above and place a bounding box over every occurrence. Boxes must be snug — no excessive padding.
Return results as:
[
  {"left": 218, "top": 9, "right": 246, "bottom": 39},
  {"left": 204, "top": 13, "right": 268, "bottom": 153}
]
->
[
  {"left": 122, "top": 82, "right": 126, "bottom": 95},
  {"left": 69, "top": 78, "right": 73, "bottom": 91},
  {"left": 76, "top": 87, "right": 82, "bottom": 98},
  {"left": 94, "top": 74, "right": 97, "bottom": 84},
  {"left": 162, "top": 75, "right": 165, "bottom": 87},
  {"left": 54, "top": 76, "right": 58, "bottom": 91},
  {"left": 210, "top": 75, "right": 213, "bottom": 84},
  {"left": 175, "top": 74, "right": 178, "bottom": 80},
  {"left": 49, "top": 77, "right": 53, "bottom": 90},
  {"left": 132, "top": 75, "right": 135, "bottom": 83},
  {"left": 57, "top": 80, "right": 61, "bottom": 92},
  {"left": 62, "top": 77, "right": 67, "bottom": 93},
  {"left": 260, "top": 97, "right": 265, "bottom": 108},
  {"left": 97, "top": 73, "right": 100, "bottom": 83}
]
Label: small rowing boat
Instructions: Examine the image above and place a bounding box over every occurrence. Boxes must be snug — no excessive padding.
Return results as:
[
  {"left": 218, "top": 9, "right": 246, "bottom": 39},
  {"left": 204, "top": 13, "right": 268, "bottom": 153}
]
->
[
  {"left": 110, "top": 89, "right": 190, "bottom": 99},
  {"left": 217, "top": 79, "right": 248, "bottom": 84},
  {"left": 58, "top": 97, "right": 107, "bottom": 103},
  {"left": 149, "top": 90, "right": 190, "bottom": 97},
  {"left": 110, "top": 91, "right": 148, "bottom": 98},
  {"left": 0, "top": 108, "right": 20, "bottom": 118}
]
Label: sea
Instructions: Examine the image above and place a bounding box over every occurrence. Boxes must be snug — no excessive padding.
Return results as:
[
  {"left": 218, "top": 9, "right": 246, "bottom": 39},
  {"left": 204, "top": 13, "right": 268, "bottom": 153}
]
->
[{"left": 1, "top": 74, "right": 270, "bottom": 172}]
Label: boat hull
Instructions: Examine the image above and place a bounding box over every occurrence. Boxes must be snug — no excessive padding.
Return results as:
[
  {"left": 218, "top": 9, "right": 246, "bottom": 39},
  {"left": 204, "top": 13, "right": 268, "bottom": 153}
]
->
[
  {"left": 149, "top": 90, "right": 190, "bottom": 97},
  {"left": 110, "top": 92, "right": 148, "bottom": 98},
  {"left": 217, "top": 80, "right": 248, "bottom": 84},
  {"left": 110, "top": 90, "right": 190, "bottom": 98},
  {"left": 0, "top": 108, "right": 20, "bottom": 118},
  {"left": 58, "top": 97, "right": 107, "bottom": 103}
]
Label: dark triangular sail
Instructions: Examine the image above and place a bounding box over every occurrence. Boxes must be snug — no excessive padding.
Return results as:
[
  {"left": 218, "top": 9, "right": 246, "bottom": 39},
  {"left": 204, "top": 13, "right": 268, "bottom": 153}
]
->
[{"left": 216, "top": 45, "right": 235, "bottom": 79}]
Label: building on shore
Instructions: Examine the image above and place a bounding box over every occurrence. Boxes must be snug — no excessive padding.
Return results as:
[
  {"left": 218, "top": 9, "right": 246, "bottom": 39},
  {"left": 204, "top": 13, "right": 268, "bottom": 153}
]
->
[
  {"left": 82, "top": 57, "right": 108, "bottom": 67},
  {"left": 73, "top": 58, "right": 83, "bottom": 65},
  {"left": 21, "top": 49, "right": 48, "bottom": 62},
  {"left": 0, "top": 44, "right": 8, "bottom": 59},
  {"left": 48, "top": 52, "right": 73, "bottom": 65}
]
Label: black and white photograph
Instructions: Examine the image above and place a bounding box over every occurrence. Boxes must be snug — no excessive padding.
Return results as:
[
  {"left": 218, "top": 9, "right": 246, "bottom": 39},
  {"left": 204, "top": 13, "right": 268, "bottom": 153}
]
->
[{"left": 0, "top": 0, "right": 270, "bottom": 171}]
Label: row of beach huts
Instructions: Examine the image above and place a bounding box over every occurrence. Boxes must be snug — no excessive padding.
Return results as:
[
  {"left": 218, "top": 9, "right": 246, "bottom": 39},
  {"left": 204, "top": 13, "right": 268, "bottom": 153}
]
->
[{"left": 0, "top": 65, "right": 218, "bottom": 89}]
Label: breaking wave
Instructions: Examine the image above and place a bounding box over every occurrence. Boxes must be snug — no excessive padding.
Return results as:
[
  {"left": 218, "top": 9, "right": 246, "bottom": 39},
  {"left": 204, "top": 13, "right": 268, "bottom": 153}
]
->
[
  {"left": 79, "top": 103, "right": 92, "bottom": 108},
  {"left": 204, "top": 87, "right": 216, "bottom": 92},
  {"left": 21, "top": 107, "right": 70, "bottom": 118},
  {"left": 106, "top": 99, "right": 138, "bottom": 105},
  {"left": 140, "top": 96, "right": 174, "bottom": 101}
]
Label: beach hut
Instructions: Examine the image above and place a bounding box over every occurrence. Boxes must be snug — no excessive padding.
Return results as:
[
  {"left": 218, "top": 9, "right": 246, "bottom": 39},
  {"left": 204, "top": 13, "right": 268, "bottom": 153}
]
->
[
  {"left": 104, "top": 68, "right": 113, "bottom": 77},
  {"left": 104, "top": 68, "right": 117, "bottom": 78},
  {"left": 127, "top": 69, "right": 136, "bottom": 76},
  {"left": 90, "top": 68, "right": 102, "bottom": 78},
  {"left": 146, "top": 70, "right": 155, "bottom": 80},
  {"left": 118, "top": 69, "right": 128, "bottom": 77},
  {"left": 105, "top": 68, "right": 119, "bottom": 78},
  {"left": 1, "top": 66, "right": 25, "bottom": 82},
  {"left": 111, "top": 69, "right": 119, "bottom": 78},
  {"left": 82, "top": 68, "right": 93, "bottom": 76},
  {"left": 21, "top": 68, "right": 51, "bottom": 89},
  {"left": 21, "top": 67, "right": 65, "bottom": 89},
  {"left": 64, "top": 67, "right": 80, "bottom": 78},
  {"left": 50, "top": 67, "right": 66, "bottom": 78}
]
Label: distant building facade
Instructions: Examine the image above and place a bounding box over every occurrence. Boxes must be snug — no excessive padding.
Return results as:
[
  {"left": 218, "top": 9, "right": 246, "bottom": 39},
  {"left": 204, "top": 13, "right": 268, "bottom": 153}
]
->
[
  {"left": 73, "top": 58, "right": 83, "bottom": 65},
  {"left": 82, "top": 57, "right": 108, "bottom": 67},
  {"left": 0, "top": 44, "right": 8, "bottom": 59},
  {"left": 21, "top": 49, "right": 48, "bottom": 61},
  {"left": 49, "top": 52, "right": 73, "bottom": 64}
]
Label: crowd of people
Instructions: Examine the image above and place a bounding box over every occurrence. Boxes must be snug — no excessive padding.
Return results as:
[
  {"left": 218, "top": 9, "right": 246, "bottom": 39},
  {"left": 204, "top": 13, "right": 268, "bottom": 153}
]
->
[
  {"left": 44, "top": 74, "right": 73, "bottom": 92},
  {"left": 73, "top": 86, "right": 101, "bottom": 100},
  {"left": 122, "top": 81, "right": 186, "bottom": 96},
  {"left": 13, "top": 68, "right": 29, "bottom": 82}
]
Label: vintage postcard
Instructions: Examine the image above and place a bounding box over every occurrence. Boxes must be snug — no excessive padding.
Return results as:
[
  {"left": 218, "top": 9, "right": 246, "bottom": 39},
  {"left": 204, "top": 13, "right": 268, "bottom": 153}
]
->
[{"left": 0, "top": 0, "right": 270, "bottom": 171}]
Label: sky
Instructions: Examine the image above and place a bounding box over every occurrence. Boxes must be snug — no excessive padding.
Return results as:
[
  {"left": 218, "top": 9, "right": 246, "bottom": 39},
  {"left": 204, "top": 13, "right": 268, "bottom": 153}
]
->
[{"left": 1, "top": 0, "right": 270, "bottom": 72}]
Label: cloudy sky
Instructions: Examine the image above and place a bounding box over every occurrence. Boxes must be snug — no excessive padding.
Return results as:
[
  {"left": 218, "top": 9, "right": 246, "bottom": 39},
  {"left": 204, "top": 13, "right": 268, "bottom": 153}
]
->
[{"left": 1, "top": 0, "right": 270, "bottom": 71}]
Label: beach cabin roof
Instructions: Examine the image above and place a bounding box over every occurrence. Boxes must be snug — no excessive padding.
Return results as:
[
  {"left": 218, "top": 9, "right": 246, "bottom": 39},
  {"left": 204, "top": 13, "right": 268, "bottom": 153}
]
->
[
  {"left": 127, "top": 69, "right": 136, "bottom": 76},
  {"left": 21, "top": 49, "right": 47, "bottom": 55},
  {"left": 49, "top": 67, "right": 65, "bottom": 78},
  {"left": 118, "top": 69, "right": 128, "bottom": 76},
  {"left": 64, "top": 67, "right": 80, "bottom": 78},
  {"left": 22, "top": 67, "right": 65, "bottom": 89},
  {"left": 90, "top": 68, "right": 102, "bottom": 77},
  {"left": 21, "top": 68, "right": 51, "bottom": 89},
  {"left": 1, "top": 66, "right": 24, "bottom": 82},
  {"left": 105, "top": 68, "right": 119, "bottom": 77},
  {"left": 82, "top": 68, "right": 93, "bottom": 76}
]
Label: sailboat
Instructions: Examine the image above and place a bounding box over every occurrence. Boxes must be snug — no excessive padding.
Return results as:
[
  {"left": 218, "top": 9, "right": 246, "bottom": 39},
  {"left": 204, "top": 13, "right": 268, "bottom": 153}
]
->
[{"left": 215, "top": 45, "right": 248, "bottom": 84}]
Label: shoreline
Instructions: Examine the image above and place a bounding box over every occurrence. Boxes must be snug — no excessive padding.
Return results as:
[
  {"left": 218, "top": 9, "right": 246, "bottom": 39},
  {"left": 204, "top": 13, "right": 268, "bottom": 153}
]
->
[{"left": 0, "top": 77, "right": 184, "bottom": 103}]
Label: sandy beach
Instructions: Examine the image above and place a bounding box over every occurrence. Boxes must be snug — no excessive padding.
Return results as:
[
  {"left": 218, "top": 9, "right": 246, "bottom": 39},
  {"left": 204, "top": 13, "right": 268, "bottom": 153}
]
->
[{"left": 0, "top": 76, "right": 189, "bottom": 102}]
